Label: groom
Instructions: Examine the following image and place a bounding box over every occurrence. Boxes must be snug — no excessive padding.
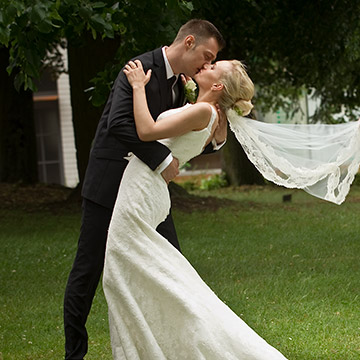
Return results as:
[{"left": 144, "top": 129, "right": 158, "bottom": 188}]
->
[{"left": 63, "top": 19, "right": 226, "bottom": 359}]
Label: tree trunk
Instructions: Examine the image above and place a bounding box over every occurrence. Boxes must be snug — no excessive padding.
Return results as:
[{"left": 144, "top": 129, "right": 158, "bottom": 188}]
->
[
  {"left": 222, "top": 127, "right": 264, "bottom": 185},
  {"left": 67, "top": 33, "right": 120, "bottom": 188},
  {"left": 0, "top": 47, "right": 38, "bottom": 183}
]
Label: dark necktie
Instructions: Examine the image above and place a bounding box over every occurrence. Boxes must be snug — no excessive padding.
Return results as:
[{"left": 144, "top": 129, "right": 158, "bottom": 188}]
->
[{"left": 167, "top": 75, "right": 177, "bottom": 108}]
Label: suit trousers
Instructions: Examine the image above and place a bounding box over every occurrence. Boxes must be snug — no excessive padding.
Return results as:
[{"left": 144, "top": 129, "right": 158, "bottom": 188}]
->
[{"left": 64, "top": 198, "right": 179, "bottom": 359}]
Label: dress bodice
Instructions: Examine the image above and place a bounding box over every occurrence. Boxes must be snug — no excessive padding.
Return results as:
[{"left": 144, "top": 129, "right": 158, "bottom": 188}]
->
[{"left": 157, "top": 103, "right": 217, "bottom": 166}]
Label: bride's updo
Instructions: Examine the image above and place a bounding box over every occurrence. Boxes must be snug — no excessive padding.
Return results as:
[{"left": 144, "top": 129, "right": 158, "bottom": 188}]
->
[{"left": 218, "top": 60, "right": 254, "bottom": 116}]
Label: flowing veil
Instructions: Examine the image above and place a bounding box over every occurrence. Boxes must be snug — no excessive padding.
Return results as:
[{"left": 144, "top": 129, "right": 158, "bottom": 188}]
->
[{"left": 227, "top": 109, "right": 360, "bottom": 205}]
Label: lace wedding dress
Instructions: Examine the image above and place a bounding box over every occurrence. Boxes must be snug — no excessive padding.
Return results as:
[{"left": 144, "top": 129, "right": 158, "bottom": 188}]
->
[{"left": 103, "top": 104, "right": 287, "bottom": 360}]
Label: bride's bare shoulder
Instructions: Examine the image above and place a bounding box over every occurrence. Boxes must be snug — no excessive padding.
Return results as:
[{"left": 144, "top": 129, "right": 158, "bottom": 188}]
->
[
  {"left": 185, "top": 102, "right": 214, "bottom": 130},
  {"left": 191, "top": 102, "right": 213, "bottom": 114},
  {"left": 188, "top": 102, "right": 213, "bottom": 119}
]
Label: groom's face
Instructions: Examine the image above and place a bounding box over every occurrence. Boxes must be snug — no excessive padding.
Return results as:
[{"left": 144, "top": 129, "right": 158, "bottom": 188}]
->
[{"left": 182, "top": 36, "right": 219, "bottom": 77}]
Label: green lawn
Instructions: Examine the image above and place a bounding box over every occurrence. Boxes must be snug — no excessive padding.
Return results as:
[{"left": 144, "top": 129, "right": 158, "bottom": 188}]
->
[{"left": 1, "top": 185, "right": 359, "bottom": 359}]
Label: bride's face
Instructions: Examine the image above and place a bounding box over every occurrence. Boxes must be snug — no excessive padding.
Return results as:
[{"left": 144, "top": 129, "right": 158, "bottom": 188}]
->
[{"left": 194, "top": 60, "right": 232, "bottom": 90}]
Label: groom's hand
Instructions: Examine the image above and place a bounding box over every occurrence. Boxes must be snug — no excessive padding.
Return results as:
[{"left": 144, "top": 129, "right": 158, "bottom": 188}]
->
[
  {"left": 161, "top": 157, "right": 179, "bottom": 184},
  {"left": 213, "top": 105, "right": 227, "bottom": 145}
]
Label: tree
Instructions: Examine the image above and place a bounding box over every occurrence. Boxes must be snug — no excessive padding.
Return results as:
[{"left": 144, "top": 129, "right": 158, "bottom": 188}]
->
[
  {"left": 0, "top": 0, "right": 66, "bottom": 183},
  {"left": 67, "top": 34, "right": 120, "bottom": 184},
  {"left": 60, "top": 0, "right": 192, "bottom": 184},
  {"left": 192, "top": 0, "right": 360, "bottom": 121},
  {"left": 0, "top": 0, "right": 191, "bottom": 184},
  {"left": 191, "top": 0, "right": 360, "bottom": 184},
  {"left": 2, "top": 1, "right": 359, "bottom": 186},
  {"left": 0, "top": 46, "right": 37, "bottom": 183}
]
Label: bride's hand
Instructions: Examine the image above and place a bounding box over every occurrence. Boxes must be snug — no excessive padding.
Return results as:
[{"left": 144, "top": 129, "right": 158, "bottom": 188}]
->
[
  {"left": 180, "top": 74, "right": 193, "bottom": 86},
  {"left": 124, "top": 60, "right": 152, "bottom": 89}
]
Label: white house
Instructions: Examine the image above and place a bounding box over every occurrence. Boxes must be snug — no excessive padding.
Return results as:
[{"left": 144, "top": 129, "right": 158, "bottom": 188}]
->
[{"left": 33, "top": 51, "right": 79, "bottom": 188}]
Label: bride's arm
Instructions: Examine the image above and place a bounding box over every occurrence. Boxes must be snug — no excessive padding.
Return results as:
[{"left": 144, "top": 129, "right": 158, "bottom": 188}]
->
[{"left": 124, "top": 60, "right": 212, "bottom": 141}]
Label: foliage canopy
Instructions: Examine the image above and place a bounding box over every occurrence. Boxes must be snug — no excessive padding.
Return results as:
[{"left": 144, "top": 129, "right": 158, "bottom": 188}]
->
[
  {"left": 192, "top": 0, "right": 360, "bottom": 122},
  {"left": 1, "top": 0, "right": 359, "bottom": 122}
]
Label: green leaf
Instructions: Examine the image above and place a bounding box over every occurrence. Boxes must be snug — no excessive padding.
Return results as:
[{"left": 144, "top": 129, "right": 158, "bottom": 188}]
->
[
  {"left": 50, "top": 9, "right": 63, "bottom": 23},
  {"left": 6, "top": 58, "right": 16, "bottom": 76},
  {"left": 26, "top": 76, "right": 36, "bottom": 92},
  {"left": 111, "top": 10, "right": 124, "bottom": 24},
  {"left": 30, "top": 4, "right": 47, "bottom": 23},
  {"left": 11, "top": 0, "right": 26, "bottom": 17},
  {"left": 0, "top": 26, "right": 10, "bottom": 45},
  {"left": 90, "top": 89, "right": 106, "bottom": 107},
  {"left": 14, "top": 72, "right": 25, "bottom": 92},
  {"left": 24, "top": 60, "right": 40, "bottom": 78},
  {"left": 89, "top": 13, "right": 112, "bottom": 33},
  {"left": 79, "top": 5, "right": 92, "bottom": 20},
  {"left": 179, "top": 1, "right": 194, "bottom": 12},
  {"left": 91, "top": 27, "right": 97, "bottom": 39},
  {"left": 5, "top": 3, "right": 18, "bottom": 19},
  {"left": 104, "top": 27, "right": 114, "bottom": 39},
  {"left": 24, "top": 48, "right": 41, "bottom": 70},
  {"left": 37, "top": 19, "right": 53, "bottom": 33},
  {"left": 166, "top": 0, "right": 178, "bottom": 10},
  {"left": 92, "top": 2, "right": 107, "bottom": 9}
]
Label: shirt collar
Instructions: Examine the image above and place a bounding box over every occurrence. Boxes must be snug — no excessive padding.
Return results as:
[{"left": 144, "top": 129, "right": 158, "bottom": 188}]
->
[{"left": 162, "top": 46, "right": 178, "bottom": 80}]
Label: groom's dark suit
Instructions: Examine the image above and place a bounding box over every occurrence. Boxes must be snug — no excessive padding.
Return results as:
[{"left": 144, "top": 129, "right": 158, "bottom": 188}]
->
[
  {"left": 63, "top": 47, "right": 186, "bottom": 360},
  {"left": 82, "top": 47, "right": 185, "bottom": 211}
]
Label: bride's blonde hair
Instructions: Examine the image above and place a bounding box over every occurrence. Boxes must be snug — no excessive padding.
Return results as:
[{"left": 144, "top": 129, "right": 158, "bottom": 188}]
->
[{"left": 218, "top": 60, "right": 254, "bottom": 116}]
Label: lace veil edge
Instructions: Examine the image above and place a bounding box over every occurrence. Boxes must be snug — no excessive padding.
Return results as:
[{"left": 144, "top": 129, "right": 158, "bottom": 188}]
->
[{"left": 227, "top": 109, "right": 360, "bottom": 205}]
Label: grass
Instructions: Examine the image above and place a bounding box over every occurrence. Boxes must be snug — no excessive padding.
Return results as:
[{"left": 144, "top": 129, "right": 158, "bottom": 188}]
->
[{"left": 1, "top": 185, "right": 360, "bottom": 359}]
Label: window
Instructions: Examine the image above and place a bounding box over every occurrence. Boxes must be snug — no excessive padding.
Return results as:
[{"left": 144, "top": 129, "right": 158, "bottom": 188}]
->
[{"left": 33, "top": 70, "right": 64, "bottom": 184}]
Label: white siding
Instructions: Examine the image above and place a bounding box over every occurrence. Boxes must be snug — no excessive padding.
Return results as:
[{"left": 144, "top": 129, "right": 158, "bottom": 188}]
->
[{"left": 57, "top": 50, "right": 79, "bottom": 188}]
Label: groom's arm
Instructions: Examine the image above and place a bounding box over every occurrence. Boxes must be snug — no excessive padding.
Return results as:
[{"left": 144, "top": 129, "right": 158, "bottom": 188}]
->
[{"left": 107, "top": 68, "right": 171, "bottom": 171}]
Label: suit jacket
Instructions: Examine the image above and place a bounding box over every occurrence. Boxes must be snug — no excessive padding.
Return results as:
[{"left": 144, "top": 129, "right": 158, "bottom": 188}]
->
[{"left": 82, "top": 47, "right": 184, "bottom": 209}]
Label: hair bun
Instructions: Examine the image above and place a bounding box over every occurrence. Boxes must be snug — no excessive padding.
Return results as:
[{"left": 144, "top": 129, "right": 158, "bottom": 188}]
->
[{"left": 233, "top": 99, "right": 253, "bottom": 116}]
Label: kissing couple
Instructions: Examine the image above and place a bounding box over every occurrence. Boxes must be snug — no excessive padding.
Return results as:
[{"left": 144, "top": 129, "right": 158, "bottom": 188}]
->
[{"left": 64, "top": 18, "right": 360, "bottom": 360}]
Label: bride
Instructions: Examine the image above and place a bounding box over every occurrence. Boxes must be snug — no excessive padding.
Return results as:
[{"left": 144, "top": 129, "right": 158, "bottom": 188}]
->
[{"left": 102, "top": 58, "right": 288, "bottom": 360}]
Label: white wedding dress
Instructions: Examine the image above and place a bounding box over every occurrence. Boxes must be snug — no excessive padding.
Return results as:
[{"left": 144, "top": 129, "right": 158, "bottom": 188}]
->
[{"left": 103, "top": 104, "right": 287, "bottom": 360}]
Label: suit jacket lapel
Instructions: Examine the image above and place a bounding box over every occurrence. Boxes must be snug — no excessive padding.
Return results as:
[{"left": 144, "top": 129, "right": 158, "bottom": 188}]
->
[
  {"left": 150, "top": 48, "right": 185, "bottom": 112},
  {"left": 151, "top": 47, "right": 168, "bottom": 113}
]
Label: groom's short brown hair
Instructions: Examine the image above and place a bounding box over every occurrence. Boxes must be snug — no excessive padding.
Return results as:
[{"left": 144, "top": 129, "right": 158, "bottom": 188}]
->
[{"left": 173, "top": 19, "right": 225, "bottom": 51}]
